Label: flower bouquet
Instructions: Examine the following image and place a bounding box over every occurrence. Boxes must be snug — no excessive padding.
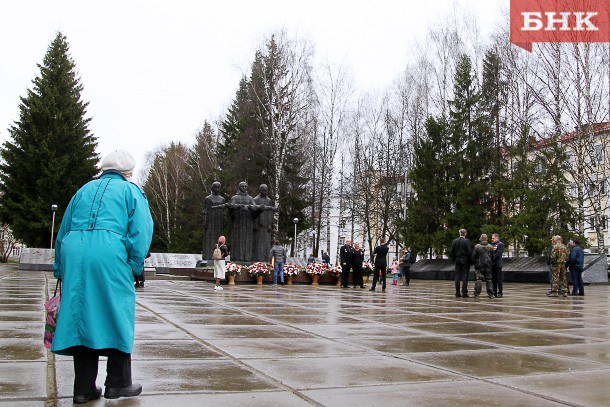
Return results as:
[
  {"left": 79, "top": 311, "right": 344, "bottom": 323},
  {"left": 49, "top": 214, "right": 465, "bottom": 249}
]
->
[
  {"left": 283, "top": 263, "right": 301, "bottom": 276},
  {"left": 305, "top": 262, "right": 327, "bottom": 276},
  {"left": 225, "top": 262, "right": 242, "bottom": 276},
  {"left": 248, "top": 262, "right": 271, "bottom": 276},
  {"left": 327, "top": 264, "right": 342, "bottom": 278}
]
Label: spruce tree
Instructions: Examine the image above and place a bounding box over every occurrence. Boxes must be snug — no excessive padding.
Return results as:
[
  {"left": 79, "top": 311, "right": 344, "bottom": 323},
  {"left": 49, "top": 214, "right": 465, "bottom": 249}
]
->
[
  {"left": 445, "top": 54, "right": 492, "bottom": 246},
  {"left": 405, "top": 117, "right": 450, "bottom": 258},
  {"left": 0, "top": 32, "right": 98, "bottom": 247}
]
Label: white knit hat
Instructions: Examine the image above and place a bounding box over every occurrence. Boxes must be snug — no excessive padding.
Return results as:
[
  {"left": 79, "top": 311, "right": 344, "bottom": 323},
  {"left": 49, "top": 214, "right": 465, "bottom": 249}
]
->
[{"left": 100, "top": 150, "right": 136, "bottom": 172}]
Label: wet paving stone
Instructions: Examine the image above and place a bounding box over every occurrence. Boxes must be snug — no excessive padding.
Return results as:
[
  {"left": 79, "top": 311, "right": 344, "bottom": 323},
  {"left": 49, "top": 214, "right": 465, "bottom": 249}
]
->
[
  {"left": 455, "top": 330, "right": 602, "bottom": 347},
  {"left": 375, "top": 335, "right": 497, "bottom": 354},
  {"left": 0, "top": 339, "right": 46, "bottom": 361},
  {"left": 0, "top": 361, "right": 47, "bottom": 399},
  {"left": 208, "top": 338, "right": 369, "bottom": 359},
  {"left": 494, "top": 369, "right": 610, "bottom": 407},
  {"left": 133, "top": 340, "right": 224, "bottom": 359},
  {"left": 2, "top": 265, "right": 610, "bottom": 406},
  {"left": 411, "top": 349, "right": 601, "bottom": 377},
  {"left": 244, "top": 355, "right": 459, "bottom": 389}
]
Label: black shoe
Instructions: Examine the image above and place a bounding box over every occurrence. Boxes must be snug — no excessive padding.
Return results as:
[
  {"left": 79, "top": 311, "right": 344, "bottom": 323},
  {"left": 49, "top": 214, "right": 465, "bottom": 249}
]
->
[
  {"left": 360, "top": 285, "right": 365, "bottom": 288},
  {"left": 462, "top": 294, "right": 470, "bottom": 298},
  {"left": 104, "top": 383, "right": 142, "bottom": 399},
  {"left": 488, "top": 294, "right": 494, "bottom": 299},
  {"left": 381, "top": 288, "right": 386, "bottom": 292},
  {"left": 369, "top": 288, "right": 375, "bottom": 292},
  {"left": 74, "top": 387, "right": 102, "bottom": 404},
  {"left": 455, "top": 293, "right": 461, "bottom": 298},
  {"left": 497, "top": 293, "right": 503, "bottom": 298}
]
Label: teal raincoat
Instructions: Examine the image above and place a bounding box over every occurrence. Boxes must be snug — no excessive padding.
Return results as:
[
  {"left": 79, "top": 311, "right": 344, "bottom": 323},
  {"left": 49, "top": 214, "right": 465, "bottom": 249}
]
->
[{"left": 51, "top": 172, "right": 153, "bottom": 355}]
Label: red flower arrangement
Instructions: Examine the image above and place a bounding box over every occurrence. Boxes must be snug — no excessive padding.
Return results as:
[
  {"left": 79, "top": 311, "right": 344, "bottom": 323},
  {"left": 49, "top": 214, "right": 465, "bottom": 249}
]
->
[
  {"left": 283, "top": 263, "right": 301, "bottom": 276},
  {"left": 248, "top": 262, "right": 271, "bottom": 276},
  {"left": 225, "top": 263, "right": 242, "bottom": 276},
  {"left": 327, "top": 264, "right": 342, "bottom": 277},
  {"left": 304, "top": 262, "right": 326, "bottom": 275}
]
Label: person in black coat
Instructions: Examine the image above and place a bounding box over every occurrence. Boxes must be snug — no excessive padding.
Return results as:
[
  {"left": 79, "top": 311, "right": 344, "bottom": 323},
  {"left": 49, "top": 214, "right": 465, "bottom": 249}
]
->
[
  {"left": 339, "top": 240, "right": 354, "bottom": 288},
  {"left": 491, "top": 233, "right": 504, "bottom": 298},
  {"left": 352, "top": 242, "right": 365, "bottom": 288},
  {"left": 450, "top": 229, "right": 472, "bottom": 297},
  {"left": 370, "top": 237, "right": 390, "bottom": 292}
]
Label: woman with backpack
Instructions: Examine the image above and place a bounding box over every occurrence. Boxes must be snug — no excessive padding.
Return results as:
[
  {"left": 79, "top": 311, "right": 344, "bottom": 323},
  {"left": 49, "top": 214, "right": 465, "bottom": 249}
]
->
[{"left": 213, "top": 236, "right": 229, "bottom": 291}]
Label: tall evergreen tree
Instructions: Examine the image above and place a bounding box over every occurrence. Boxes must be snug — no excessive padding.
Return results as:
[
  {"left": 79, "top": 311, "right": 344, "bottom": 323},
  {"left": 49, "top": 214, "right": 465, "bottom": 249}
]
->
[
  {"left": 0, "top": 32, "right": 98, "bottom": 247},
  {"left": 444, "top": 54, "right": 492, "bottom": 246},
  {"left": 405, "top": 116, "right": 450, "bottom": 258}
]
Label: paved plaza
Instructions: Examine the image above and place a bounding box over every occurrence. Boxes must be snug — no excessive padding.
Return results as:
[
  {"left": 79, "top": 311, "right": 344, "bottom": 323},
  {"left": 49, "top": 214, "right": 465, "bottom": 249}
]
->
[{"left": 1, "top": 263, "right": 609, "bottom": 406}]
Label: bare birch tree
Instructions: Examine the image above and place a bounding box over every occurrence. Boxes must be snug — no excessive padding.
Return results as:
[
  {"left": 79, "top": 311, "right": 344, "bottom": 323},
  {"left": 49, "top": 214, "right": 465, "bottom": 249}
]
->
[{"left": 248, "top": 31, "right": 314, "bottom": 231}]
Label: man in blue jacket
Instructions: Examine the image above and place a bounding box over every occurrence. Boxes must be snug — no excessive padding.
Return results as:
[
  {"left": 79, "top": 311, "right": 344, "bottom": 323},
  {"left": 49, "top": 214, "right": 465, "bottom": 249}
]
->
[
  {"left": 52, "top": 150, "right": 153, "bottom": 403},
  {"left": 568, "top": 239, "right": 585, "bottom": 296}
]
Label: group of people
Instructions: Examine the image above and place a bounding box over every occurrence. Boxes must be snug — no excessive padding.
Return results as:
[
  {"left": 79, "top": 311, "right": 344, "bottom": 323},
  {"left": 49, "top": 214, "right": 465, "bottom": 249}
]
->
[
  {"left": 450, "top": 229, "right": 504, "bottom": 299},
  {"left": 338, "top": 238, "right": 413, "bottom": 292},
  {"left": 451, "top": 229, "right": 586, "bottom": 299}
]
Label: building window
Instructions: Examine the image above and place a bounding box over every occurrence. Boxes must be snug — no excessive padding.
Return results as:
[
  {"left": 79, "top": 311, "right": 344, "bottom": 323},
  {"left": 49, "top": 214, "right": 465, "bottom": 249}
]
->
[{"left": 339, "top": 236, "right": 345, "bottom": 247}]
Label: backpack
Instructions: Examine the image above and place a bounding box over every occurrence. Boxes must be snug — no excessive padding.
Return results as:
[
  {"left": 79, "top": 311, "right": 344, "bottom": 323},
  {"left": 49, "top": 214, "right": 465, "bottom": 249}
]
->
[{"left": 212, "top": 244, "right": 222, "bottom": 260}]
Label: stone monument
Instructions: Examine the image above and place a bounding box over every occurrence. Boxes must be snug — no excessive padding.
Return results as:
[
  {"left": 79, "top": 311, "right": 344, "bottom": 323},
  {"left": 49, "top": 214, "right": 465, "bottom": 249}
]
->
[
  {"left": 253, "top": 184, "right": 274, "bottom": 261},
  {"left": 227, "top": 182, "right": 257, "bottom": 261},
  {"left": 202, "top": 181, "right": 225, "bottom": 260}
]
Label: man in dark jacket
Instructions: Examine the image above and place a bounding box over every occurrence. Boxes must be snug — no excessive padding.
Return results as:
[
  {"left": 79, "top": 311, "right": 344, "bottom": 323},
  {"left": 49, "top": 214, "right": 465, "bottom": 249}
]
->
[
  {"left": 352, "top": 242, "right": 365, "bottom": 288},
  {"left": 370, "top": 238, "right": 390, "bottom": 292},
  {"left": 491, "top": 233, "right": 504, "bottom": 298},
  {"left": 339, "top": 240, "right": 353, "bottom": 288},
  {"left": 568, "top": 239, "right": 585, "bottom": 296},
  {"left": 450, "top": 229, "right": 472, "bottom": 298}
]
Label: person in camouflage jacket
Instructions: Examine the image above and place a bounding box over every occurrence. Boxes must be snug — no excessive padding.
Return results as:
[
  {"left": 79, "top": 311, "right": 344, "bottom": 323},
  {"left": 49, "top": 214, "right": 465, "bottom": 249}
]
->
[
  {"left": 548, "top": 235, "right": 569, "bottom": 297},
  {"left": 471, "top": 234, "right": 495, "bottom": 299}
]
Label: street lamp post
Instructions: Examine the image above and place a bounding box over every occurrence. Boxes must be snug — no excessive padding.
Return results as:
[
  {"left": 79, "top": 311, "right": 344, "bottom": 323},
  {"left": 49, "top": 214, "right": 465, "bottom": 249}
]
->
[
  {"left": 292, "top": 218, "right": 298, "bottom": 257},
  {"left": 50, "top": 204, "right": 58, "bottom": 250}
]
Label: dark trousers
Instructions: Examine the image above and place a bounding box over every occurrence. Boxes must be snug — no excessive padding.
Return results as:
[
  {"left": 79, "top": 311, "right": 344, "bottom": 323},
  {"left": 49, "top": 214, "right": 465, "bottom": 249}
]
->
[
  {"left": 491, "top": 265, "right": 503, "bottom": 295},
  {"left": 352, "top": 264, "right": 363, "bottom": 287},
  {"left": 570, "top": 268, "right": 584, "bottom": 295},
  {"left": 341, "top": 264, "right": 352, "bottom": 287},
  {"left": 371, "top": 263, "right": 386, "bottom": 290},
  {"left": 454, "top": 259, "right": 470, "bottom": 295},
  {"left": 400, "top": 266, "right": 411, "bottom": 285},
  {"left": 71, "top": 346, "right": 132, "bottom": 395},
  {"left": 134, "top": 272, "right": 145, "bottom": 285}
]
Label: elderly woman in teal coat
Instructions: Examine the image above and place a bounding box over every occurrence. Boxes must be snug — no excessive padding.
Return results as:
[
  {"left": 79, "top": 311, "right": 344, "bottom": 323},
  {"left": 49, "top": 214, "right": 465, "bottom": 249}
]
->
[{"left": 52, "top": 150, "right": 153, "bottom": 404}]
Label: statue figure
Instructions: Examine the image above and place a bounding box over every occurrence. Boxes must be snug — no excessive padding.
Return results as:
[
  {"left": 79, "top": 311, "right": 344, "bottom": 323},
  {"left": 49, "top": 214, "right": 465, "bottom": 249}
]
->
[
  {"left": 227, "top": 182, "right": 257, "bottom": 262},
  {"left": 253, "top": 184, "right": 274, "bottom": 261},
  {"left": 202, "top": 181, "right": 225, "bottom": 260}
]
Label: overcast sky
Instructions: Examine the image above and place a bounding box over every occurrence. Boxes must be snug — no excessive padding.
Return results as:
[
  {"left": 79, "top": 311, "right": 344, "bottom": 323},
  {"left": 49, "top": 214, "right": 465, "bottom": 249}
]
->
[{"left": 0, "top": 0, "right": 507, "bottom": 181}]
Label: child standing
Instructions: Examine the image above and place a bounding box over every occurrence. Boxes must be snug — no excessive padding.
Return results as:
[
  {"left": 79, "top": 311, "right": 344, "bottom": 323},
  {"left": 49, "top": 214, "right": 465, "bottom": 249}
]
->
[{"left": 390, "top": 258, "right": 400, "bottom": 285}]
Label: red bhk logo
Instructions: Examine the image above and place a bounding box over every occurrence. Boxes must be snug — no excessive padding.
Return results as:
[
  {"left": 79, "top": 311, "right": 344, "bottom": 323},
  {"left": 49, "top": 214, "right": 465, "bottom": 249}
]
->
[{"left": 510, "top": 0, "right": 610, "bottom": 51}]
